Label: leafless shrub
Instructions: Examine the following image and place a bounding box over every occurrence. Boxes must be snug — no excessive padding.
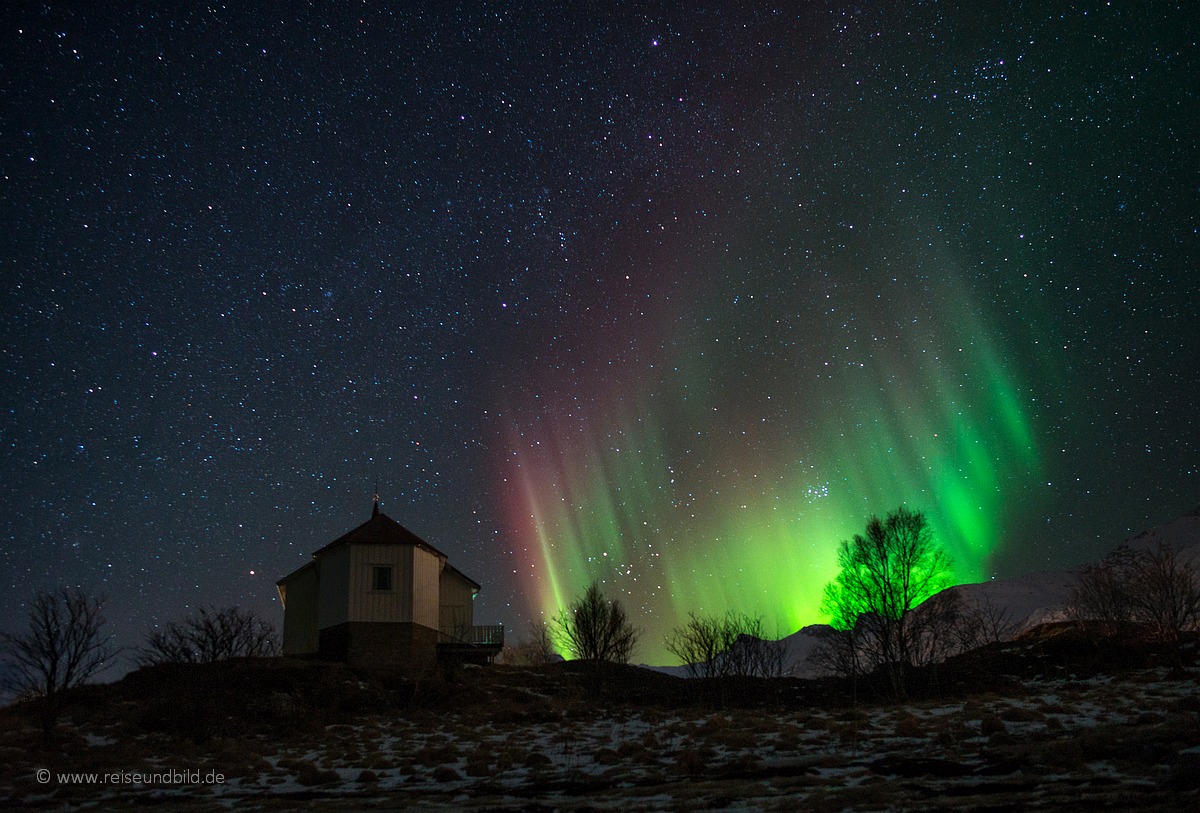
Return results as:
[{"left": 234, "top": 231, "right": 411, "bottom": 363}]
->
[
  {"left": 554, "top": 581, "right": 639, "bottom": 664},
  {"left": 906, "top": 589, "right": 964, "bottom": 667},
  {"left": 665, "top": 611, "right": 789, "bottom": 679},
  {"left": 1, "top": 587, "right": 119, "bottom": 742},
  {"left": 811, "top": 586, "right": 1005, "bottom": 696},
  {"left": 1126, "top": 543, "right": 1200, "bottom": 645},
  {"left": 807, "top": 626, "right": 863, "bottom": 693},
  {"left": 1071, "top": 545, "right": 1139, "bottom": 631},
  {"left": 1070, "top": 542, "right": 1200, "bottom": 645},
  {"left": 952, "top": 595, "right": 1019, "bottom": 652},
  {"left": 812, "top": 587, "right": 1015, "bottom": 685},
  {"left": 136, "top": 605, "right": 278, "bottom": 666},
  {"left": 723, "top": 614, "right": 790, "bottom": 678},
  {"left": 502, "top": 620, "right": 558, "bottom": 666},
  {"left": 665, "top": 613, "right": 726, "bottom": 679}
]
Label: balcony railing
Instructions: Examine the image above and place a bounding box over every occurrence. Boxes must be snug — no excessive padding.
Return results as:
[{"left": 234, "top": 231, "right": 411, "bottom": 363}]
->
[{"left": 438, "top": 624, "right": 504, "bottom": 648}]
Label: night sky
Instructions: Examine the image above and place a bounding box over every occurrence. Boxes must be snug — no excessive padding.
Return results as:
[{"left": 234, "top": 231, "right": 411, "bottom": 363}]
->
[{"left": 3, "top": 2, "right": 1197, "bottom": 666}]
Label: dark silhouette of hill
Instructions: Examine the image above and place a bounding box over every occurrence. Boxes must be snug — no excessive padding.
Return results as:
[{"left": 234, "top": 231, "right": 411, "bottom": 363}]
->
[
  {"left": 3, "top": 626, "right": 1199, "bottom": 810},
  {"left": 5, "top": 620, "right": 1196, "bottom": 746}
]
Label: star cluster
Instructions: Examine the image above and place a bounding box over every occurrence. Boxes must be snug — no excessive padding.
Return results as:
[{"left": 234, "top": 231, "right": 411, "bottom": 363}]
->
[{"left": 2, "top": 3, "right": 1196, "bottom": 664}]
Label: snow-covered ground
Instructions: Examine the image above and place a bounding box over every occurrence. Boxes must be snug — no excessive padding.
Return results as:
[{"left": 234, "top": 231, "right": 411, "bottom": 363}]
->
[{"left": 5, "top": 664, "right": 1199, "bottom": 811}]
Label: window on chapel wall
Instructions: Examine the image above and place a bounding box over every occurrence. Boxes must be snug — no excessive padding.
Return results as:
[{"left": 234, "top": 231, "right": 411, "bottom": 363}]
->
[{"left": 371, "top": 565, "right": 393, "bottom": 592}]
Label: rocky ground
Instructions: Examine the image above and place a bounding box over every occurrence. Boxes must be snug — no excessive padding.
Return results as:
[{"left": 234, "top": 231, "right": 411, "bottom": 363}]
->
[{"left": 3, "top": 626, "right": 1199, "bottom": 811}]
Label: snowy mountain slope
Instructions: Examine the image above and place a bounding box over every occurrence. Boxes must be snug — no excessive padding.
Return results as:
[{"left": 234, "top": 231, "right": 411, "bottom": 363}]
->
[
  {"left": 646, "top": 505, "right": 1200, "bottom": 676},
  {"left": 943, "top": 506, "right": 1200, "bottom": 633},
  {"left": 1122, "top": 510, "right": 1200, "bottom": 561}
]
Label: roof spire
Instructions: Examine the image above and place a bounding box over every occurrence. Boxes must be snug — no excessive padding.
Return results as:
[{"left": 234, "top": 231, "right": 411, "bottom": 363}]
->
[{"left": 372, "top": 474, "right": 380, "bottom": 518}]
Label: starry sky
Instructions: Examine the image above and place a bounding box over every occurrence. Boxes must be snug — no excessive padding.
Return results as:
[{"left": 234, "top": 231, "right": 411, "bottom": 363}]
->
[{"left": 3, "top": 2, "right": 1197, "bottom": 666}]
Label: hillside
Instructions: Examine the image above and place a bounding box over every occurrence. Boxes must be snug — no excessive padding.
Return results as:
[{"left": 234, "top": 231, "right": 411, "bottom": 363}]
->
[
  {"left": 4, "top": 507, "right": 1200, "bottom": 810},
  {"left": 3, "top": 628, "right": 1199, "bottom": 811},
  {"left": 755, "top": 506, "right": 1200, "bottom": 677},
  {"left": 946, "top": 508, "right": 1200, "bottom": 633}
]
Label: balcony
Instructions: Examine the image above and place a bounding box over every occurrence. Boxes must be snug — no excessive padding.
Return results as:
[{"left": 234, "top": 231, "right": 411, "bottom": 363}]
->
[{"left": 437, "top": 624, "right": 505, "bottom": 662}]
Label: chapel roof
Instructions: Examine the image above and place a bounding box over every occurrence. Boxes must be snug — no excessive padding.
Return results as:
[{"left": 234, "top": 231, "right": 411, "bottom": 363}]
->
[
  {"left": 311, "top": 503, "right": 449, "bottom": 559},
  {"left": 278, "top": 499, "right": 482, "bottom": 591}
]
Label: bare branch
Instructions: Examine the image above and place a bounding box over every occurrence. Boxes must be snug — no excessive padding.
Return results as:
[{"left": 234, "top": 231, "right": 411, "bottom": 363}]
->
[
  {"left": 818, "top": 506, "right": 956, "bottom": 698},
  {"left": 666, "top": 611, "right": 790, "bottom": 679},
  {"left": 554, "top": 582, "right": 639, "bottom": 664},
  {"left": 135, "top": 606, "right": 278, "bottom": 667},
  {"left": 502, "top": 620, "right": 558, "bottom": 666},
  {"left": 1070, "top": 542, "right": 1200, "bottom": 646},
  {"left": 1, "top": 588, "right": 119, "bottom": 743}
]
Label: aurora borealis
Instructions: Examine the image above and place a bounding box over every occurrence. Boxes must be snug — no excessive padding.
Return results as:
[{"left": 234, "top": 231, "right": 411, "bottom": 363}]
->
[
  {"left": 3, "top": 3, "right": 1196, "bottom": 667},
  {"left": 503, "top": 234, "right": 1051, "bottom": 654}
]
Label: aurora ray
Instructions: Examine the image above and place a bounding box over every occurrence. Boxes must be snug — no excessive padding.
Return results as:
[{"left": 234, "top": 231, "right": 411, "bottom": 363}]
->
[{"left": 504, "top": 260, "right": 1049, "bottom": 664}]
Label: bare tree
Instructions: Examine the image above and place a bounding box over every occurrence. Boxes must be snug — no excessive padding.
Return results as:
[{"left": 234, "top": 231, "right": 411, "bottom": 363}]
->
[
  {"left": 1, "top": 588, "right": 119, "bottom": 742},
  {"left": 906, "top": 589, "right": 965, "bottom": 667},
  {"left": 554, "top": 581, "right": 638, "bottom": 664},
  {"left": 819, "top": 506, "right": 955, "bottom": 698},
  {"left": 960, "top": 595, "right": 1018, "bottom": 650},
  {"left": 1073, "top": 543, "right": 1200, "bottom": 647},
  {"left": 724, "top": 613, "right": 790, "bottom": 678},
  {"left": 808, "top": 625, "right": 864, "bottom": 700},
  {"left": 135, "top": 605, "right": 278, "bottom": 666},
  {"left": 1071, "top": 545, "right": 1138, "bottom": 632},
  {"left": 665, "top": 612, "right": 728, "bottom": 678},
  {"left": 503, "top": 620, "right": 558, "bottom": 666},
  {"left": 1127, "top": 543, "right": 1200, "bottom": 646},
  {"left": 666, "top": 611, "right": 789, "bottom": 679}
]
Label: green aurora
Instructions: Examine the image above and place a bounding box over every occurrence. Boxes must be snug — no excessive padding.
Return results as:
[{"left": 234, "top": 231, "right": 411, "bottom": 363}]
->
[{"left": 505, "top": 261, "right": 1052, "bottom": 664}]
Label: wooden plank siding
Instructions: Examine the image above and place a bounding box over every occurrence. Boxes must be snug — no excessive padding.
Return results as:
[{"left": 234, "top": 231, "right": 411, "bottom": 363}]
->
[
  {"left": 412, "top": 546, "right": 441, "bottom": 630},
  {"left": 439, "top": 567, "right": 476, "bottom": 639},
  {"left": 347, "top": 543, "right": 414, "bottom": 624},
  {"left": 316, "top": 544, "right": 351, "bottom": 630},
  {"left": 279, "top": 563, "right": 319, "bottom": 655}
]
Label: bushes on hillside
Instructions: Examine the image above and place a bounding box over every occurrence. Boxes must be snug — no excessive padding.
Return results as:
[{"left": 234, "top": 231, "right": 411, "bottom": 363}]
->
[
  {"left": 502, "top": 620, "right": 558, "bottom": 666},
  {"left": 554, "top": 581, "right": 639, "bottom": 664},
  {"left": 0, "top": 587, "right": 119, "bottom": 742},
  {"left": 817, "top": 506, "right": 954, "bottom": 698},
  {"left": 1071, "top": 542, "right": 1200, "bottom": 645},
  {"left": 665, "top": 611, "right": 788, "bottom": 678},
  {"left": 136, "top": 605, "right": 278, "bottom": 666}
]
